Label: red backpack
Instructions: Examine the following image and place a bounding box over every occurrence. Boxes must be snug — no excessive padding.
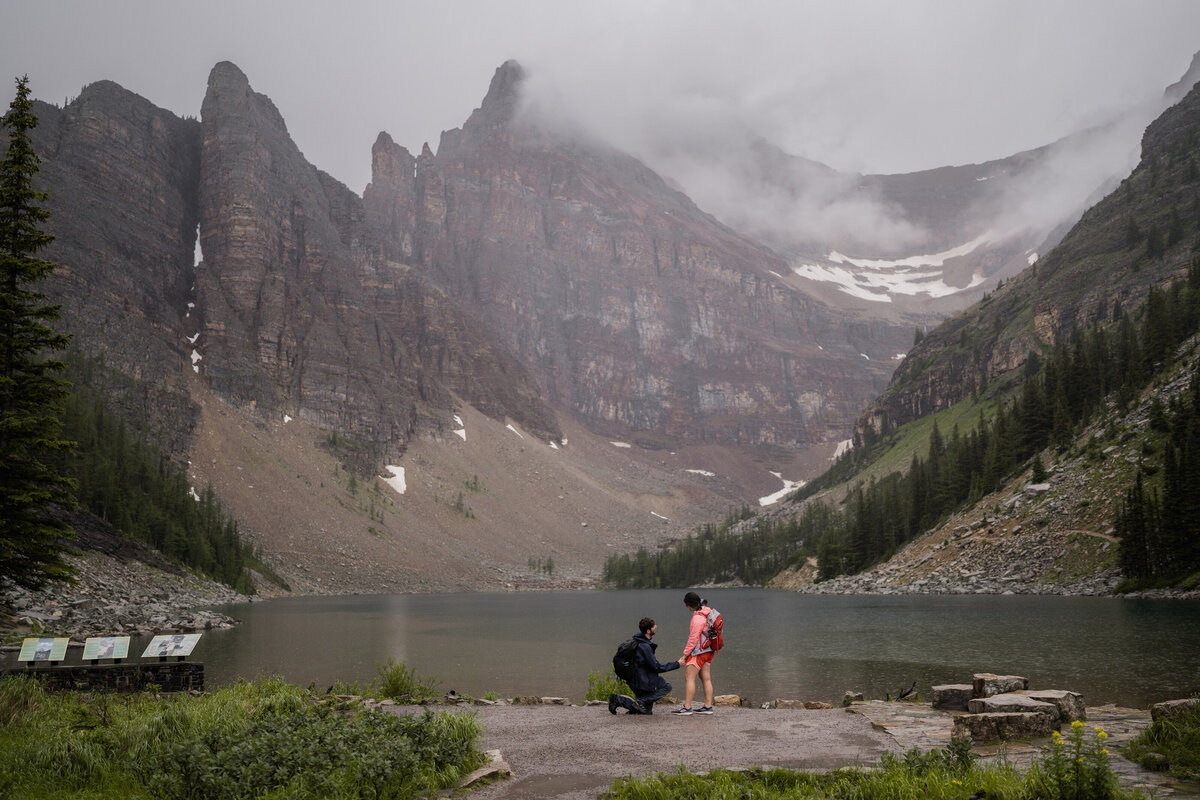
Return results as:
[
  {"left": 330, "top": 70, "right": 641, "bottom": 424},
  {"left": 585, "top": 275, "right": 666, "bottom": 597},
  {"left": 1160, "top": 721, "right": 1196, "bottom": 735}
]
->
[{"left": 700, "top": 606, "right": 724, "bottom": 652}]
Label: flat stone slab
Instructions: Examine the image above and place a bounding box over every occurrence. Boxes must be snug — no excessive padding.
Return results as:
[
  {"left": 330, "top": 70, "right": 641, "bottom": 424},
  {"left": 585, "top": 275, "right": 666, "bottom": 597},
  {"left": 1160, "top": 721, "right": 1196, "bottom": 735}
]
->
[
  {"left": 953, "top": 711, "right": 1055, "bottom": 741},
  {"left": 458, "top": 749, "right": 512, "bottom": 789},
  {"left": 1022, "top": 690, "right": 1086, "bottom": 722},
  {"left": 968, "top": 693, "right": 1060, "bottom": 723},
  {"left": 931, "top": 684, "right": 973, "bottom": 711}
]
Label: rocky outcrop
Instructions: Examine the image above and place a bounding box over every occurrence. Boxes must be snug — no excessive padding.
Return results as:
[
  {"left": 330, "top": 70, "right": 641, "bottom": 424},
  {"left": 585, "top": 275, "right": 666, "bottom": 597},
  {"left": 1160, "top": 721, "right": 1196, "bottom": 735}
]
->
[
  {"left": 195, "top": 62, "right": 558, "bottom": 466},
  {"left": 365, "top": 61, "right": 916, "bottom": 449}
]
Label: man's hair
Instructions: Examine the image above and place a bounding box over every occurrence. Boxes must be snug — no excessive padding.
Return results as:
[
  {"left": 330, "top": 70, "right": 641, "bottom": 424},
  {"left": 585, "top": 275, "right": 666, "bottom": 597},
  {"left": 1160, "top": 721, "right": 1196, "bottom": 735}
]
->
[{"left": 639, "top": 617, "right": 655, "bottom": 633}]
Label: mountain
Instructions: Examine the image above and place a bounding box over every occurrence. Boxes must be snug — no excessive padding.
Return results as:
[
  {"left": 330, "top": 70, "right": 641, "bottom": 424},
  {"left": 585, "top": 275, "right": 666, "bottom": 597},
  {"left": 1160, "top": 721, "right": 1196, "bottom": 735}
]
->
[
  {"left": 862, "top": 71, "right": 1200, "bottom": 436},
  {"left": 13, "top": 55, "right": 1196, "bottom": 594},
  {"left": 363, "top": 61, "right": 914, "bottom": 451}
]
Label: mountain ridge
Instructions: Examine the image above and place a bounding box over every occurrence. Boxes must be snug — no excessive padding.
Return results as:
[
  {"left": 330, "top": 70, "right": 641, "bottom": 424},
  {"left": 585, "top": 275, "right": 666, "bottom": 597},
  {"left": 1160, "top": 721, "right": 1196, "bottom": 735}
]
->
[{"left": 9, "top": 53, "right": 1197, "bottom": 594}]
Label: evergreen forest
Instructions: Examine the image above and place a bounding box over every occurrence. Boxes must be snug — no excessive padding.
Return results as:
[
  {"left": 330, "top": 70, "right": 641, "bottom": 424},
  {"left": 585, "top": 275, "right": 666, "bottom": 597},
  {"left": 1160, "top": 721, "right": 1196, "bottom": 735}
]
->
[{"left": 58, "top": 355, "right": 268, "bottom": 594}]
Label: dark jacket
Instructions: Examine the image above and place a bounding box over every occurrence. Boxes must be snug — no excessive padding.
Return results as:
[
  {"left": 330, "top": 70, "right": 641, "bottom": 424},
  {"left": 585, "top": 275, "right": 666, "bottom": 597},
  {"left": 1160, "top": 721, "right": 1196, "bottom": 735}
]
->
[{"left": 628, "top": 632, "right": 680, "bottom": 695}]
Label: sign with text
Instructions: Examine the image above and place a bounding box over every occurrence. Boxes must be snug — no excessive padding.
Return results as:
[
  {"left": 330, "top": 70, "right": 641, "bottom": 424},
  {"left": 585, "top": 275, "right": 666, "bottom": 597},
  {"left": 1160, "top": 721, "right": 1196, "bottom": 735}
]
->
[
  {"left": 18, "top": 637, "right": 69, "bottom": 662},
  {"left": 82, "top": 636, "right": 131, "bottom": 660},
  {"left": 142, "top": 633, "right": 202, "bottom": 658}
]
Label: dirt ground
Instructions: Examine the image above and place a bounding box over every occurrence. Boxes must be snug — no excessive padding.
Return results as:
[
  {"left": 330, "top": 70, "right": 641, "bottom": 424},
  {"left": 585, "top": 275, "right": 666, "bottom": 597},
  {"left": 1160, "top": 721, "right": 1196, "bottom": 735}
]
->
[{"left": 391, "top": 703, "right": 900, "bottom": 800}]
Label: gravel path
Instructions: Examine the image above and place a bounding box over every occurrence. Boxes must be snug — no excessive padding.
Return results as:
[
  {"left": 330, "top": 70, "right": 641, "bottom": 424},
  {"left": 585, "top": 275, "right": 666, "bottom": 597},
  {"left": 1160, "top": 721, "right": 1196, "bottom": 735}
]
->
[{"left": 394, "top": 703, "right": 901, "bottom": 800}]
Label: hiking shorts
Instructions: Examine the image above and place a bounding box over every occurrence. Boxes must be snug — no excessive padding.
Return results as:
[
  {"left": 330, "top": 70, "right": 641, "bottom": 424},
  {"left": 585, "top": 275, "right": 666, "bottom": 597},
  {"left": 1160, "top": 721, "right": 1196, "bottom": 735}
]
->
[{"left": 684, "top": 651, "right": 714, "bottom": 669}]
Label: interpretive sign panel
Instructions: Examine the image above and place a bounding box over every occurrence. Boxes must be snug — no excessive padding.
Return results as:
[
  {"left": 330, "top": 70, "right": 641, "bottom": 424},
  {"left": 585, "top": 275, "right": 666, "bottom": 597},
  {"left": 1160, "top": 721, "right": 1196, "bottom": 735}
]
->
[
  {"left": 142, "top": 633, "right": 201, "bottom": 658},
  {"left": 82, "top": 636, "right": 131, "bottom": 660},
  {"left": 18, "top": 637, "right": 69, "bottom": 662}
]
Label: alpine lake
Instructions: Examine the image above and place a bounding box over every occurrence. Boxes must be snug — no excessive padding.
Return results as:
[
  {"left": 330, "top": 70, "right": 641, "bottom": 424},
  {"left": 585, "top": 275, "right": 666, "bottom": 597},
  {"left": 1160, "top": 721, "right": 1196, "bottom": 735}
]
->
[{"left": 127, "top": 588, "right": 1200, "bottom": 708}]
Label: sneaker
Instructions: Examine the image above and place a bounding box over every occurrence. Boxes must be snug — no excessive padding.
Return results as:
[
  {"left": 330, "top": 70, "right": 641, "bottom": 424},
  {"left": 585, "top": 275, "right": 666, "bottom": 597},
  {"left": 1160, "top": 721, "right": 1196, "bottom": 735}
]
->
[
  {"left": 632, "top": 700, "right": 648, "bottom": 714},
  {"left": 608, "top": 693, "right": 618, "bottom": 715},
  {"left": 696, "top": 706, "right": 714, "bottom": 714},
  {"left": 671, "top": 706, "right": 694, "bottom": 715}
]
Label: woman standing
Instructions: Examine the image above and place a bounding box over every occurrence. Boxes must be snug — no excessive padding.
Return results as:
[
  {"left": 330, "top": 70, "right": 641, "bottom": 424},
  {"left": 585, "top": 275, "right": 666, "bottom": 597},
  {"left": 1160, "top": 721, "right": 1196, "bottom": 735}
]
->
[{"left": 672, "top": 591, "right": 715, "bottom": 715}]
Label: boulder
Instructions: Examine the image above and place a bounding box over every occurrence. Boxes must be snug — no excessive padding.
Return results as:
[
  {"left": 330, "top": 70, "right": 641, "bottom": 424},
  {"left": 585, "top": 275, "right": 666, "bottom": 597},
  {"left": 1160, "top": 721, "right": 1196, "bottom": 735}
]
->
[
  {"left": 952, "top": 711, "right": 1056, "bottom": 742},
  {"left": 714, "top": 694, "right": 747, "bottom": 707},
  {"left": 931, "top": 684, "right": 974, "bottom": 711},
  {"left": 540, "top": 696, "right": 569, "bottom": 705},
  {"left": 842, "top": 691, "right": 864, "bottom": 707},
  {"left": 1151, "top": 698, "right": 1200, "bottom": 722},
  {"left": 773, "top": 699, "right": 804, "bottom": 709},
  {"left": 804, "top": 701, "right": 833, "bottom": 709},
  {"left": 512, "top": 696, "right": 540, "bottom": 705},
  {"left": 1023, "top": 690, "right": 1085, "bottom": 722},
  {"left": 968, "top": 693, "right": 1060, "bottom": 724},
  {"left": 457, "top": 749, "right": 512, "bottom": 789},
  {"left": 973, "top": 673, "right": 1028, "bottom": 697}
]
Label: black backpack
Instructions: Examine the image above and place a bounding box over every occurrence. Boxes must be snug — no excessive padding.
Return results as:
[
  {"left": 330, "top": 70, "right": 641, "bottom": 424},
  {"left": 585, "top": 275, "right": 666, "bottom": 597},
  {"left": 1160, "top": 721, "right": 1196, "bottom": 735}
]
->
[{"left": 612, "top": 638, "right": 640, "bottom": 684}]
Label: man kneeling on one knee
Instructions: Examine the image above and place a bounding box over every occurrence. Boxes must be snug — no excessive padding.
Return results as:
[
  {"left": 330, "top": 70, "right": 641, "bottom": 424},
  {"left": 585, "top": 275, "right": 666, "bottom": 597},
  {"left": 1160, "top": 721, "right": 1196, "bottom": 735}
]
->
[{"left": 610, "top": 617, "right": 680, "bottom": 714}]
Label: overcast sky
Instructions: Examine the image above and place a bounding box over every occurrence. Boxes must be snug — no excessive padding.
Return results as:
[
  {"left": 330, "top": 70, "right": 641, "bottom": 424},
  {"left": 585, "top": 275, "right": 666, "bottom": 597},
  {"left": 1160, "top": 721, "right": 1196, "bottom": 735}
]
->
[{"left": 3, "top": 1, "right": 1200, "bottom": 195}]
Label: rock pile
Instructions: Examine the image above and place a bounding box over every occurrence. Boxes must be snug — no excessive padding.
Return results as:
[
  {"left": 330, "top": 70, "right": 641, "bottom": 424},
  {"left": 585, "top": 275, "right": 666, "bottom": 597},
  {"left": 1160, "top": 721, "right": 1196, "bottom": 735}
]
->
[
  {"left": 933, "top": 673, "right": 1087, "bottom": 742},
  {"left": 2, "top": 551, "right": 247, "bottom": 640}
]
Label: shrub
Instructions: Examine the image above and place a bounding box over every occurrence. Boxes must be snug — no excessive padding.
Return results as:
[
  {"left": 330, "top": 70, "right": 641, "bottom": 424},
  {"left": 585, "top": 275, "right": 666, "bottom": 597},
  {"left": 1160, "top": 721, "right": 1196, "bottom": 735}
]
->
[
  {"left": 1124, "top": 700, "right": 1200, "bottom": 780},
  {"left": 0, "top": 675, "right": 484, "bottom": 800},
  {"left": 585, "top": 668, "right": 632, "bottom": 702},
  {"left": 1028, "top": 720, "right": 1121, "bottom": 800},
  {"left": 374, "top": 658, "right": 441, "bottom": 703}
]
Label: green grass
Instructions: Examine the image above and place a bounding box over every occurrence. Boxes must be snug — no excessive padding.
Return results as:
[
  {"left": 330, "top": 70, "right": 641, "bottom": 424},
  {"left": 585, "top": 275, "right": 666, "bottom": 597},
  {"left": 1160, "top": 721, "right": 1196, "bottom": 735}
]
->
[
  {"left": 0, "top": 672, "right": 484, "bottom": 800},
  {"left": 600, "top": 734, "right": 1146, "bottom": 800},
  {"left": 1123, "top": 699, "right": 1200, "bottom": 780}
]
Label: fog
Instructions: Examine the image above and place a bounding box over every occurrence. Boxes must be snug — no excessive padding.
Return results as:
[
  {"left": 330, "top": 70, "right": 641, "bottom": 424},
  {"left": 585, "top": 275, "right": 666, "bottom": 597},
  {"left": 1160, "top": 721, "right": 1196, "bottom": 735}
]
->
[{"left": 4, "top": 1, "right": 1200, "bottom": 256}]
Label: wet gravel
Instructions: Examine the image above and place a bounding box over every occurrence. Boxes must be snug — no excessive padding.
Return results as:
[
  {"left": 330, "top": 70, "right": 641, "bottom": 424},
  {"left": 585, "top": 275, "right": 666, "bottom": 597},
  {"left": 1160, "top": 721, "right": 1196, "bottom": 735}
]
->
[{"left": 388, "top": 703, "right": 900, "bottom": 800}]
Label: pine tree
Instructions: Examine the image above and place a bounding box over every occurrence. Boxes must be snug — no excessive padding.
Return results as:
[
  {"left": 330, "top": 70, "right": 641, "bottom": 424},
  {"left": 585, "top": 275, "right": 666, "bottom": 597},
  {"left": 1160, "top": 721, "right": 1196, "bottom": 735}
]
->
[{"left": 0, "top": 76, "right": 76, "bottom": 591}]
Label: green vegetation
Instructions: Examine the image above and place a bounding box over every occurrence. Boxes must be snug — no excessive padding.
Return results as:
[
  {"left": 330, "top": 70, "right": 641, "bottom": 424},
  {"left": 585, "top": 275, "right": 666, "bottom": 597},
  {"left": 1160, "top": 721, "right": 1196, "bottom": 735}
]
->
[
  {"left": 0, "top": 673, "right": 484, "bottom": 800},
  {"left": 1115, "top": 354, "right": 1200, "bottom": 587},
  {"left": 606, "top": 259, "right": 1200, "bottom": 589},
  {"left": 528, "top": 555, "right": 556, "bottom": 575},
  {"left": 374, "top": 658, "right": 442, "bottom": 703},
  {"left": 585, "top": 668, "right": 633, "bottom": 702},
  {"left": 1123, "top": 700, "right": 1200, "bottom": 780},
  {"left": 59, "top": 355, "right": 275, "bottom": 594},
  {"left": 601, "top": 735, "right": 1143, "bottom": 800},
  {"left": 1029, "top": 721, "right": 1121, "bottom": 800},
  {"left": 0, "top": 76, "right": 77, "bottom": 592}
]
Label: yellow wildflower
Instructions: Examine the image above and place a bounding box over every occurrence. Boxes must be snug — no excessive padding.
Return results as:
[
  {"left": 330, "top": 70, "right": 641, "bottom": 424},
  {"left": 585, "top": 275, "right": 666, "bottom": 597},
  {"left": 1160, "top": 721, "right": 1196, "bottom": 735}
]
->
[
  {"left": 1097, "top": 730, "right": 1108, "bottom": 740},
  {"left": 1101, "top": 749, "right": 1110, "bottom": 756},
  {"left": 1071, "top": 720, "right": 1085, "bottom": 730}
]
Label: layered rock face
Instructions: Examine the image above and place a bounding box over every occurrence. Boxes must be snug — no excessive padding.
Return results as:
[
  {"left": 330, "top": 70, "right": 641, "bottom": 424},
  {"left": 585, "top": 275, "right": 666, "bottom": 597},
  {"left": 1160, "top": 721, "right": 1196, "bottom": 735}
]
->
[
  {"left": 23, "top": 64, "right": 558, "bottom": 468},
  {"left": 366, "top": 61, "right": 913, "bottom": 448},
  {"left": 27, "top": 82, "right": 202, "bottom": 451},
  {"left": 196, "top": 62, "right": 557, "bottom": 464}
]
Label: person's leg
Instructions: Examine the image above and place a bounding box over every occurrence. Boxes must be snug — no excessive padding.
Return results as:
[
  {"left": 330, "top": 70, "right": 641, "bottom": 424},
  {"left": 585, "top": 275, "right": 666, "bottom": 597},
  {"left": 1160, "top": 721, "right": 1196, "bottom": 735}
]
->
[
  {"left": 683, "top": 663, "right": 698, "bottom": 707},
  {"left": 640, "top": 681, "right": 671, "bottom": 714},
  {"left": 700, "top": 662, "right": 713, "bottom": 708}
]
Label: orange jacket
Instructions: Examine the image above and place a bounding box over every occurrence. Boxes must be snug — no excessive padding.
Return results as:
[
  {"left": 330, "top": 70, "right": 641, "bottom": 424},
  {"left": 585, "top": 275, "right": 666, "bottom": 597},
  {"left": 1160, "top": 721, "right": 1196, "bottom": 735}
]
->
[{"left": 683, "top": 606, "right": 713, "bottom": 658}]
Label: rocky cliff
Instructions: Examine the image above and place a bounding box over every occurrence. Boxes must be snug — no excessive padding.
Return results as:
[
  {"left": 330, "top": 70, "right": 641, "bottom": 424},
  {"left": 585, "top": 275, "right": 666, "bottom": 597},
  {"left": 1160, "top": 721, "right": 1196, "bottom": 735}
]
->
[
  {"left": 195, "top": 62, "right": 558, "bottom": 468},
  {"left": 27, "top": 81, "right": 201, "bottom": 452},
  {"left": 365, "top": 61, "right": 916, "bottom": 450}
]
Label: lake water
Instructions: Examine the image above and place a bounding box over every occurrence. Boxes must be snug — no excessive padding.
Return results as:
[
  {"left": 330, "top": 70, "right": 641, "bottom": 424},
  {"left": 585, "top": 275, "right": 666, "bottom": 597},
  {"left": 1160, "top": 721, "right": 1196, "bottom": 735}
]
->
[{"left": 111, "top": 589, "right": 1200, "bottom": 708}]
